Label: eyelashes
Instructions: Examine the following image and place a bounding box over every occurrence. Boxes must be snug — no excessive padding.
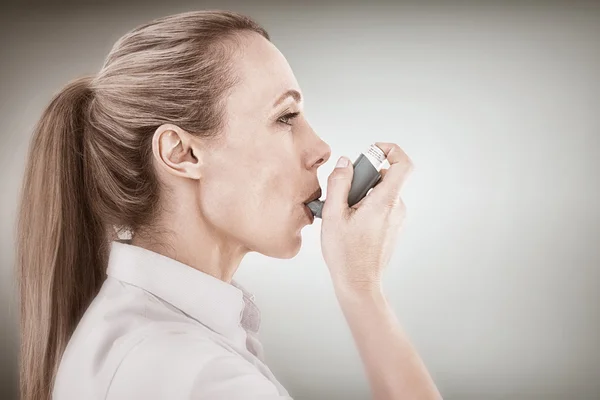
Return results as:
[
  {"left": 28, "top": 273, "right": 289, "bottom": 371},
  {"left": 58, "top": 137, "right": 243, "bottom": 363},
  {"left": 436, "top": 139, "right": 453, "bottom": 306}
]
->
[{"left": 277, "top": 111, "right": 300, "bottom": 126}]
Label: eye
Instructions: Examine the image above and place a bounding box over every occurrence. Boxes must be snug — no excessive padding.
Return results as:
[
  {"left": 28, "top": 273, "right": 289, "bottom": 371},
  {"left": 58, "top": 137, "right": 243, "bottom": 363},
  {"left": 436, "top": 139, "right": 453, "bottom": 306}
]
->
[{"left": 277, "top": 112, "right": 300, "bottom": 126}]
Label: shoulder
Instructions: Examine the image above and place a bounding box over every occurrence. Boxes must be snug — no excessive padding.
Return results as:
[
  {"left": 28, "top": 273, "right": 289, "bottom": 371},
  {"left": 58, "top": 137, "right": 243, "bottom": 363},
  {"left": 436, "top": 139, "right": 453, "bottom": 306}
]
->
[{"left": 106, "top": 332, "right": 291, "bottom": 400}]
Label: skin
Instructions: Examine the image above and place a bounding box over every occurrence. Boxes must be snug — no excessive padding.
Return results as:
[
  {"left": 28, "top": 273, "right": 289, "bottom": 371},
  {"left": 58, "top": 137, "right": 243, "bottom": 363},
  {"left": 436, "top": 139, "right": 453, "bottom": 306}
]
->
[
  {"left": 131, "top": 32, "right": 331, "bottom": 282},
  {"left": 130, "top": 30, "right": 442, "bottom": 399}
]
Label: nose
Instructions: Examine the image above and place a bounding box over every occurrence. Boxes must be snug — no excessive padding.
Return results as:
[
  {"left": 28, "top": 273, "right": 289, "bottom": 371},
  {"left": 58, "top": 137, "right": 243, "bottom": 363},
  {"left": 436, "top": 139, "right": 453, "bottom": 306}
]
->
[{"left": 309, "top": 138, "right": 331, "bottom": 169}]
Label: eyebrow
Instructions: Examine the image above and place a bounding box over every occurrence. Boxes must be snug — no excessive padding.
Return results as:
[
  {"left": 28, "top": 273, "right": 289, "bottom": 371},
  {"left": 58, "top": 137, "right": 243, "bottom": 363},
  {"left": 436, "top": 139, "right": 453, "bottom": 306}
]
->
[{"left": 273, "top": 89, "right": 302, "bottom": 108}]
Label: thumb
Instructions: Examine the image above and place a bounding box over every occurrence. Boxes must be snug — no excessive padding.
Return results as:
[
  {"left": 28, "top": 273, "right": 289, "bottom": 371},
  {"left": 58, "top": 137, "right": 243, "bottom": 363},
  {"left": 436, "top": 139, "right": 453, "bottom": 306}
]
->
[{"left": 322, "top": 156, "right": 354, "bottom": 219}]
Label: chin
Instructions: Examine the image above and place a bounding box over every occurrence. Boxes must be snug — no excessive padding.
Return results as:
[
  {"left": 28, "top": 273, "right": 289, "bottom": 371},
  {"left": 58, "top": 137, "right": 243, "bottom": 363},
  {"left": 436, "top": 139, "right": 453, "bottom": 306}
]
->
[{"left": 256, "top": 234, "right": 302, "bottom": 259}]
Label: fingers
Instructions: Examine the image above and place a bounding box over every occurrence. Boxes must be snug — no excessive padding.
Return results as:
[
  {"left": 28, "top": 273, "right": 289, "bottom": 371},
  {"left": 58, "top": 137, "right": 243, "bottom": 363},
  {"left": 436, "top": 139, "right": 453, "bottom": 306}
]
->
[
  {"left": 376, "top": 168, "right": 387, "bottom": 183},
  {"left": 374, "top": 142, "right": 413, "bottom": 166},
  {"left": 322, "top": 156, "right": 354, "bottom": 219},
  {"left": 369, "top": 143, "right": 414, "bottom": 208}
]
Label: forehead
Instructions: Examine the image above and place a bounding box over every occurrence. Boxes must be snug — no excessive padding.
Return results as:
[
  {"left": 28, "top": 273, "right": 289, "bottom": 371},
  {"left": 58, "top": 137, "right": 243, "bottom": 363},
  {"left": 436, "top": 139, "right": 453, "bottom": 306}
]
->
[{"left": 226, "top": 32, "right": 301, "bottom": 114}]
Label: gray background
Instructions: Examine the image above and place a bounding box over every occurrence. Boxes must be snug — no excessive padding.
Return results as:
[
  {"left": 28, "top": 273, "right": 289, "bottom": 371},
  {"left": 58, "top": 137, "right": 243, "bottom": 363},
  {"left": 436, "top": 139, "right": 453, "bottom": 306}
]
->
[{"left": 1, "top": 1, "right": 599, "bottom": 399}]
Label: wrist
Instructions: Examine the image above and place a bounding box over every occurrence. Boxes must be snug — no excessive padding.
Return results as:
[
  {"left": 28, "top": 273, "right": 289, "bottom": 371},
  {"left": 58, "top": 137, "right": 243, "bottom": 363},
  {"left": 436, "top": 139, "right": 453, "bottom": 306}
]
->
[{"left": 333, "top": 279, "right": 384, "bottom": 301}]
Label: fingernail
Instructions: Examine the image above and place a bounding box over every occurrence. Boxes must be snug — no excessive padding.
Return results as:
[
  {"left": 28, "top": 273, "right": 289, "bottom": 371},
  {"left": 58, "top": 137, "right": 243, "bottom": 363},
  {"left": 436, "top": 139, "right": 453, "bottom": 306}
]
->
[{"left": 335, "top": 156, "right": 349, "bottom": 168}]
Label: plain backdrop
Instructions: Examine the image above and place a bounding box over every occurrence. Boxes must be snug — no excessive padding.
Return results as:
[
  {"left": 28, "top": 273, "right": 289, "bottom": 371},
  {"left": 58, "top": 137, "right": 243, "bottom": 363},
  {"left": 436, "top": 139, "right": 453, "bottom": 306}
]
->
[{"left": 1, "top": 1, "right": 599, "bottom": 399}]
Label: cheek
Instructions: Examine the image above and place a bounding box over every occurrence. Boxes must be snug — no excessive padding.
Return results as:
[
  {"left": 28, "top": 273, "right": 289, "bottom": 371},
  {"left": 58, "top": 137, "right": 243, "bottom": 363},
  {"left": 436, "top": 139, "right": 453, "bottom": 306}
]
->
[
  {"left": 256, "top": 165, "right": 302, "bottom": 229},
  {"left": 197, "top": 158, "right": 300, "bottom": 253},
  {"left": 199, "top": 172, "right": 254, "bottom": 226},
  {"left": 198, "top": 165, "right": 277, "bottom": 229}
]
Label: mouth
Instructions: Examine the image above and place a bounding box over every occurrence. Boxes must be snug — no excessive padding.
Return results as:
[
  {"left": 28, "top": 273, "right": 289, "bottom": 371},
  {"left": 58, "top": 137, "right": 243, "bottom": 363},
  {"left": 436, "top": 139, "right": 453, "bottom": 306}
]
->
[
  {"left": 301, "top": 187, "right": 321, "bottom": 224},
  {"left": 302, "top": 203, "right": 315, "bottom": 223},
  {"left": 303, "top": 187, "right": 322, "bottom": 205}
]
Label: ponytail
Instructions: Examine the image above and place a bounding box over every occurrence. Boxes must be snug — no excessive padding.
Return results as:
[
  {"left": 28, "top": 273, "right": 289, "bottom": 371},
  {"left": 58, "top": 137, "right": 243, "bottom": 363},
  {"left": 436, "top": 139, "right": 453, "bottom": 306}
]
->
[
  {"left": 17, "top": 76, "right": 109, "bottom": 400},
  {"left": 16, "top": 10, "right": 273, "bottom": 400}
]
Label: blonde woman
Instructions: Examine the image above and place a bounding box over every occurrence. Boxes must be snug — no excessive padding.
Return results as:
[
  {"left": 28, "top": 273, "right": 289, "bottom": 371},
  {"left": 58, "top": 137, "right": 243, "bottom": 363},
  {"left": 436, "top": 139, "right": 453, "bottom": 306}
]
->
[{"left": 16, "top": 10, "right": 440, "bottom": 400}]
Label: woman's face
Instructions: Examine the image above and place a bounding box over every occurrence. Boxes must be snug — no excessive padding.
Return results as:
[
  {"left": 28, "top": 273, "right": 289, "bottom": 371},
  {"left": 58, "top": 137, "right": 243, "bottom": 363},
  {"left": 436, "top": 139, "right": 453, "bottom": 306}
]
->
[{"left": 196, "top": 32, "right": 331, "bottom": 258}]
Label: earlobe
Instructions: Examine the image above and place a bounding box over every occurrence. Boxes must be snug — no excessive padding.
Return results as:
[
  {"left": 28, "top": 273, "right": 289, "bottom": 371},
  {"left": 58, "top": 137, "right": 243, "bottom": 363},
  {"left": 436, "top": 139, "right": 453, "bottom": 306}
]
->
[{"left": 152, "top": 124, "right": 202, "bottom": 180}]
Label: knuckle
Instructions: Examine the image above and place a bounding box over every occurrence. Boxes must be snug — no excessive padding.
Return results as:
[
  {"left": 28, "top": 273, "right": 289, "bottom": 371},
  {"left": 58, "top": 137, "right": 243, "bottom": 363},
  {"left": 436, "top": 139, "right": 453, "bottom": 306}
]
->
[
  {"left": 399, "top": 151, "right": 410, "bottom": 164},
  {"left": 328, "top": 169, "right": 349, "bottom": 182},
  {"left": 406, "top": 156, "right": 414, "bottom": 170},
  {"left": 386, "top": 144, "right": 411, "bottom": 165},
  {"left": 398, "top": 197, "right": 406, "bottom": 212},
  {"left": 393, "top": 156, "right": 412, "bottom": 175},
  {"left": 327, "top": 171, "right": 340, "bottom": 182},
  {"left": 382, "top": 194, "right": 402, "bottom": 210}
]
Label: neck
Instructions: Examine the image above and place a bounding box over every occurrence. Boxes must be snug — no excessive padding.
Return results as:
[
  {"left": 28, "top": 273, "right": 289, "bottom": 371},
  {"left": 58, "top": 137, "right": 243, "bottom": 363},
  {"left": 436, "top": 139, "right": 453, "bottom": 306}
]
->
[{"left": 130, "top": 212, "right": 248, "bottom": 283}]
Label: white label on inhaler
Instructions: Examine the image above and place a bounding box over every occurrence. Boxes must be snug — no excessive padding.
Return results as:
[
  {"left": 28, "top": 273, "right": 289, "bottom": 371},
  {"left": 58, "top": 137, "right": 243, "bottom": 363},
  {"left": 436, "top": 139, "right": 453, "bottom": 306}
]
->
[{"left": 363, "top": 144, "right": 386, "bottom": 171}]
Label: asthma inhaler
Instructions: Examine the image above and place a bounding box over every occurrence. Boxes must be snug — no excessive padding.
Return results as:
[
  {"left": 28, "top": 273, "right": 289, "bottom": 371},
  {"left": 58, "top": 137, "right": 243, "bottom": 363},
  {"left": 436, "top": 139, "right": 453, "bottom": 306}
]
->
[{"left": 306, "top": 144, "right": 387, "bottom": 218}]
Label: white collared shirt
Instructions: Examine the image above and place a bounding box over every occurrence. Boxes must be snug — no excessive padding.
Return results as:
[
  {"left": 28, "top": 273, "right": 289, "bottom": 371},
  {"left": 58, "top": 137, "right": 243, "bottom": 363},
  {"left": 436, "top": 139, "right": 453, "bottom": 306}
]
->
[{"left": 53, "top": 240, "right": 293, "bottom": 399}]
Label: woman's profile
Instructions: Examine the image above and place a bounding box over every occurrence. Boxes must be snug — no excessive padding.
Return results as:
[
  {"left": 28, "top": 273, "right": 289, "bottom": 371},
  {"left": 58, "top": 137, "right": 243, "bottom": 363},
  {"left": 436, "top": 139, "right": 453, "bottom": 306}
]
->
[{"left": 16, "top": 10, "right": 441, "bottom": 400}]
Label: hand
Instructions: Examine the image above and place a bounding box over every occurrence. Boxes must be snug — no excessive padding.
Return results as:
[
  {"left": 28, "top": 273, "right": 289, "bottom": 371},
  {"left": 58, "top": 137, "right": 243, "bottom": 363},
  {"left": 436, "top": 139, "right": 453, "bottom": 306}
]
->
[{"left": 320, "top": 142, "right": 414, "bottom": 292}]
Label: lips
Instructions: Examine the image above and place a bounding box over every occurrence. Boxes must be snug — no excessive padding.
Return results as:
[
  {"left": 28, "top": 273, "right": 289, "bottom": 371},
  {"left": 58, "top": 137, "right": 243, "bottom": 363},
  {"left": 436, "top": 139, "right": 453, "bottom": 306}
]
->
[{"left": 304, "top": 187, "right": 322, "bottom": 204}]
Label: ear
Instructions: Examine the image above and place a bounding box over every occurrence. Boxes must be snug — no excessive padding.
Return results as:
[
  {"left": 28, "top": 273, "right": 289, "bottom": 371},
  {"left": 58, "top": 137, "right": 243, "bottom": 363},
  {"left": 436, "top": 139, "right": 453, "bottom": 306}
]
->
[{"left": 152, "top": 124, "right": 202, "bottom": 180}]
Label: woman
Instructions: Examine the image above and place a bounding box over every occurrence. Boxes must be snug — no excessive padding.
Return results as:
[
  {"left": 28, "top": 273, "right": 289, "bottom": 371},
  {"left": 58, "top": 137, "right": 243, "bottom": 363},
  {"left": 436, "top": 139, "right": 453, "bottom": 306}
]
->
[{"left": 16, "top": 10, "right": 440, "bottom": 400}]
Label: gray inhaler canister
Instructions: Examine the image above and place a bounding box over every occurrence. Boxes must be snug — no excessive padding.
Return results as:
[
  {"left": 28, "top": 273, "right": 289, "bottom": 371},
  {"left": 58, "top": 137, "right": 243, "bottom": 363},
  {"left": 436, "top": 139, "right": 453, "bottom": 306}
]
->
[{"left": 306, "top": 144, "right": 386, "bottom": 218}]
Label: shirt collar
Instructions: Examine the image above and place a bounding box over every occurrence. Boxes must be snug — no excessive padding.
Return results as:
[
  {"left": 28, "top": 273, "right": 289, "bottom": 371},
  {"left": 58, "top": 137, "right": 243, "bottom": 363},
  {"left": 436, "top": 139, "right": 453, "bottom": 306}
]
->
[{"left": 105, "top": 240, "right": 261, "bottom": 344}]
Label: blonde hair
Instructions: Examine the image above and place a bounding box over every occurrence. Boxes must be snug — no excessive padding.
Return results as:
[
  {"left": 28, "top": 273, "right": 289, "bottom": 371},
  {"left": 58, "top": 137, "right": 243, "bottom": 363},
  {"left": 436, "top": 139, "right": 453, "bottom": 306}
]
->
[{"left": 16, "top": 10, "right": 269, "bottom": 400}]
